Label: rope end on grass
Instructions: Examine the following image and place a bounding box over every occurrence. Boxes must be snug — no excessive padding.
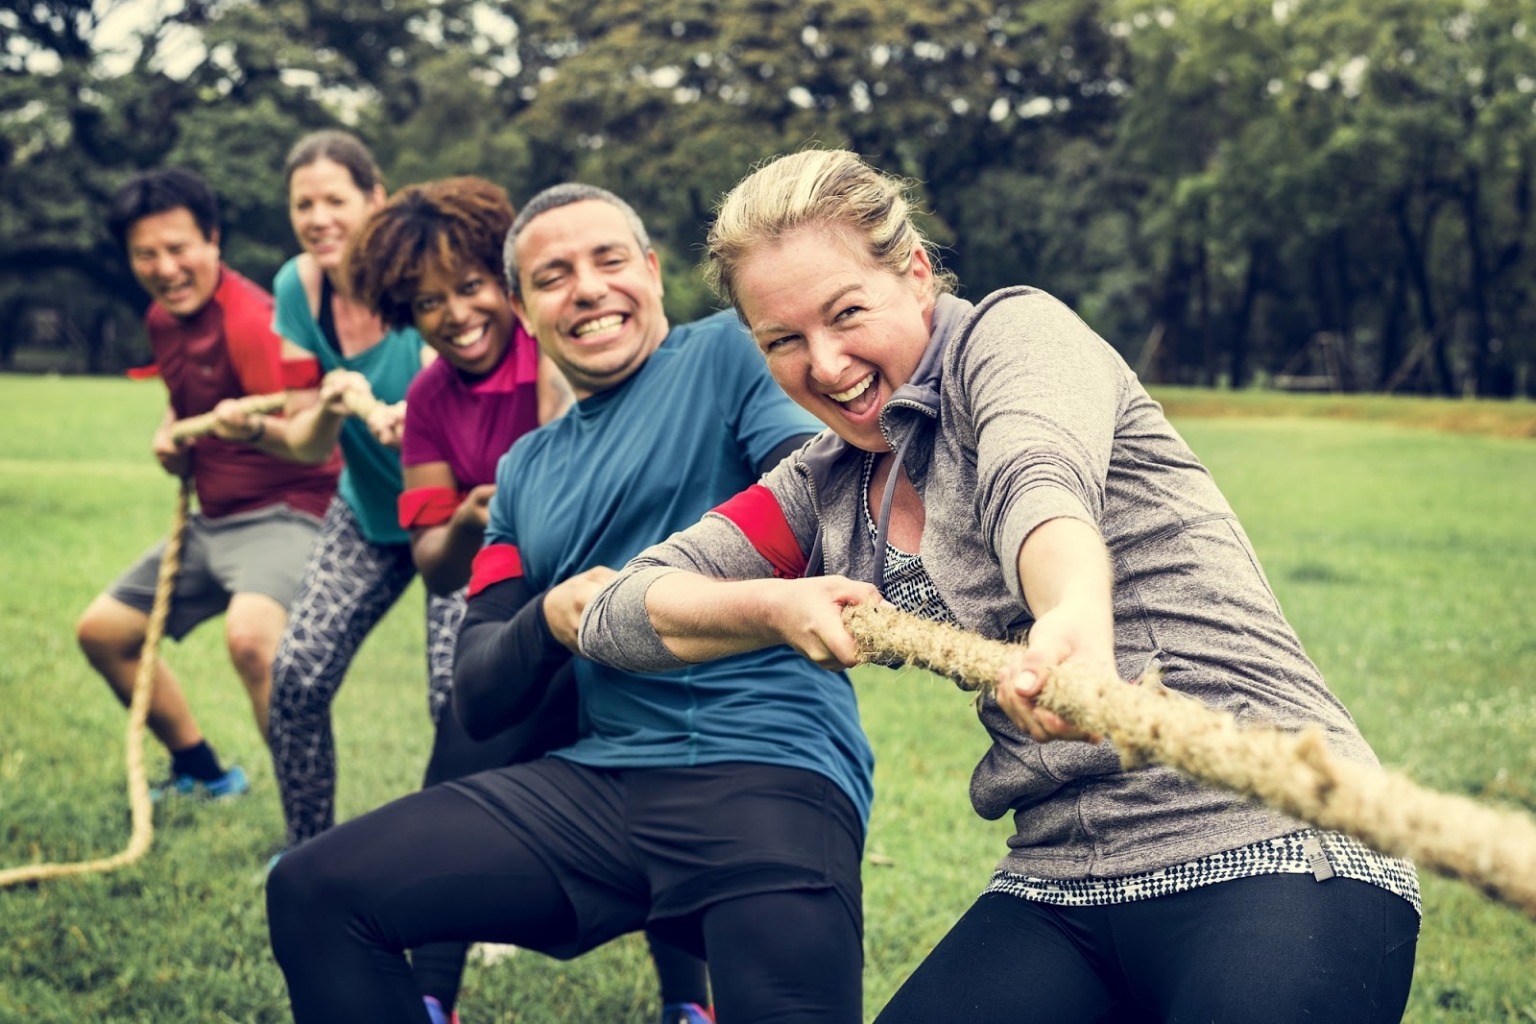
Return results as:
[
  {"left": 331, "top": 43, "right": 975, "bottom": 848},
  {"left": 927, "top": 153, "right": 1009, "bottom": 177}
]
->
[{"left": 0, "top": 480, "right": 187, "bottom": 888}]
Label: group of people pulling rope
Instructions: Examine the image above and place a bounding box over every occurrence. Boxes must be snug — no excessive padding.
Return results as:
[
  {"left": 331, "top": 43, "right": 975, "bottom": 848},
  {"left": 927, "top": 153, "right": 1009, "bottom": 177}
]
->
[{"left": 6, "top": 139, "right": 1535, "bottom": 1024}]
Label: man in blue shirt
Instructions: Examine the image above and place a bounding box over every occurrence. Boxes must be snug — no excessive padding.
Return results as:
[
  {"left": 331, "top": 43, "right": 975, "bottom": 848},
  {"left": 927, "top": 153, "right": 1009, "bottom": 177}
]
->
[{"left": 268, "top": 184, "right": 874, "bottom": 1024}]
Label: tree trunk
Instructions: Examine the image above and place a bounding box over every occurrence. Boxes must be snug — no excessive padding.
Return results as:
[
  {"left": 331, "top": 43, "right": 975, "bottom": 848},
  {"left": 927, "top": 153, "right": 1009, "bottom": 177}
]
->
[
  {"left": 1229, "top": 245, "right": 1262, "bottom": 389},
  {"left": 1197, "top": 238, "right": 1215, "bottom": 386},
  {"left": 1149, "top": 240, "right": 1193, "bottom": 384},
  {"left": 1393, "top": 194, "right": 1451, "bottom": 394},
  {"left": 92, "top": 308, "right": 120, "bottom": 375},
  {"left": 1461, "top": 173, "right": 1496, "bottom": 397},
  {"left": 1376, "top": 265, "right": 1407, "bottom": 391},
  {"left": 1306, "top": 241, "right": 1335, "bottom": 384},
  {"left": 0, "top": 297, "right": 23, "bottom": 371},
  {"left": 1331, "top": 229, "right": 1356, "bottom": 391}
]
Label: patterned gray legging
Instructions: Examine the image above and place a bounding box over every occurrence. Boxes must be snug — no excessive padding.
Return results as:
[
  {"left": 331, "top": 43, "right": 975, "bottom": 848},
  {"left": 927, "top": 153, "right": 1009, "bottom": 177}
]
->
[{"left": 269, "top": 497, "right": 465, "bottom": 849}]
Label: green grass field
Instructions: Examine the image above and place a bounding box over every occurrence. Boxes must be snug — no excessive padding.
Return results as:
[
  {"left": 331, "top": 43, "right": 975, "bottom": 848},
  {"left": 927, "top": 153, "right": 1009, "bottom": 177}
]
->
[{"left": 1, "top": 373, "right": 1534, "bottom": 1023}]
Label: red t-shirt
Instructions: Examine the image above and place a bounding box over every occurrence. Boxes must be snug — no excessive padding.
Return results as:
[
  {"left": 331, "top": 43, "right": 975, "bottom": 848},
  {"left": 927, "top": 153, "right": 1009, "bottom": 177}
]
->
[{"left": 148, "top": 266, "right": 339, "bottom": 519}]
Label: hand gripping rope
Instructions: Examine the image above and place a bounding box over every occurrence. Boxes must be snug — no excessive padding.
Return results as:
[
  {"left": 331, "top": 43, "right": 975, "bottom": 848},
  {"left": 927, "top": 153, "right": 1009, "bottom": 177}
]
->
[
  {"left": 164, "top": 380, "right": 386, "bottom": 445},
  {"left": 334, "top": 382, "right": 385, "bottom": 420},
  {"left": 842, "top": 602, "right": 1536, "bottom": 921},
  {"left": 167, "top": 392, "right": 287, "bottom": 442}
]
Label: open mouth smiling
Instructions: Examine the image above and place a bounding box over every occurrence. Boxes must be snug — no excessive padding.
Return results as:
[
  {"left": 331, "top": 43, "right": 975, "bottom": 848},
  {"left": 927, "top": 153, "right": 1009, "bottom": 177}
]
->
[
  {"left": 829, "top": 373, "right": 875, "bottom": 404},
  {"left": 573, "top": 313, "right": 625, "bottom": 339},
  {"left": 450, "top": 324, "right": 488, "bottom": 349}
]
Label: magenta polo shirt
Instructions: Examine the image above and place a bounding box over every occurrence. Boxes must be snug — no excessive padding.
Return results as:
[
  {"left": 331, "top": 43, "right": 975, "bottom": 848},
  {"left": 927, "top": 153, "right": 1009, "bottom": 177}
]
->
[{"left": 401, "top": 323, "right": 542, "bottom": 489}]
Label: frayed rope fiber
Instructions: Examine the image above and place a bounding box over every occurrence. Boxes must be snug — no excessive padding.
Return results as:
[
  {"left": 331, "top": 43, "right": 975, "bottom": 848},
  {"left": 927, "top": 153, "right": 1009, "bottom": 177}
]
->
[{"left": 843, "top": 602, "right": 1536, "bottom": 921}]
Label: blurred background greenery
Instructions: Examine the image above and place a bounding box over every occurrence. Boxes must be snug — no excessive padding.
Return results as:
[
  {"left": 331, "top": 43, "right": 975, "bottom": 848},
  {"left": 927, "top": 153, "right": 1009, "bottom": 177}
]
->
[{"left": 3, "top": 0, "right": 1535, "bottom": 396}]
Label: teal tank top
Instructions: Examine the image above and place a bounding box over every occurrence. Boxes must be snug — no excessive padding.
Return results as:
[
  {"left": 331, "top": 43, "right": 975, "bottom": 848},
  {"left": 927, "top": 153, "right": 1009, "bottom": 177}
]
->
[{"left": 272, "top": 257, "right": 423, "bottom": 546}]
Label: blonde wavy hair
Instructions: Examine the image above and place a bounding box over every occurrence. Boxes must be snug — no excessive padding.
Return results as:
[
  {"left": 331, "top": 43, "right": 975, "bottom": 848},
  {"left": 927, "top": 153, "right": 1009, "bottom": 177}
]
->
[{"left": 704, "top": 149, "right": 955, "bottom": 313}]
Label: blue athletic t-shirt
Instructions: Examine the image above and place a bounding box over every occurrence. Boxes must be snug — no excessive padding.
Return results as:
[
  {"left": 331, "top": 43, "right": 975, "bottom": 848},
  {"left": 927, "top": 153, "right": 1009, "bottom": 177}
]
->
[
  {"left": 486, "top": 311, "right": 875, "bottom": 826},
  {"left": 273, "top": 256, "right": 424, "bottom": 546}
]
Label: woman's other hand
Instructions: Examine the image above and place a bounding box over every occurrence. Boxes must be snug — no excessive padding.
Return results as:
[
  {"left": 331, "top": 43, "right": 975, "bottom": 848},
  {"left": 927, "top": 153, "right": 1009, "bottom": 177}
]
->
[
  {"left": 365, "top": 400, "right": 406, "bottom": 448},
  {"left": 995, "top": 600, "right": 1110, "bottom": 744},
  {"left": 640, "top": 572, "right": 882, "bottom": 670},
  {"left": 451, "top": 484, "right": 496, "bottom": 534}
]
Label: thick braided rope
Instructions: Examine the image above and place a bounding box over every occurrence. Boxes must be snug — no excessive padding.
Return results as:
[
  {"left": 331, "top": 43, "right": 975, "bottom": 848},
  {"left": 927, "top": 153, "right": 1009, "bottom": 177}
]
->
[
  {"left": 0, "top": 478, "right": 190, "bottom": 888},
  {"left": 844, "top": 602, "right": 1536, "bottom": 921},
  {"left": 166, "top": 379, "right": 385, "bottom": 445},
  {"left": 169, "top": 393, "right": 286, "bottom": 441}
]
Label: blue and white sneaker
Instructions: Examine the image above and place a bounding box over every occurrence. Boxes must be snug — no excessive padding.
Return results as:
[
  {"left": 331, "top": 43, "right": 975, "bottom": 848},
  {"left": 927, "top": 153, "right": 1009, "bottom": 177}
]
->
[
  {"left": 660, "top": 1003, "right": 714, "bottom": 1024},
  {"left": 149, "top": 764, "right": 249, "bottom": 802}
]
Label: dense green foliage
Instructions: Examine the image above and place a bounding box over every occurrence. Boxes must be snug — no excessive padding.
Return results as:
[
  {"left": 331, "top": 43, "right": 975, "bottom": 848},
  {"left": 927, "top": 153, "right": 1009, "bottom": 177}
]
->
[
  {"left": 1, "top": 375, "right": 1534, "bottom": 1020},
  {"left": 2, "top": 0, "right": 1534, "bottom": 393}
]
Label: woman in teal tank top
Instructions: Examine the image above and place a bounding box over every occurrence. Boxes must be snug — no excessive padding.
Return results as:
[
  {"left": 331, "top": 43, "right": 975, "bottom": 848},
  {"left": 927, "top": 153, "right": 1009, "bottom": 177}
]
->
[{"left": 213, "top": 131, "right": 460, "bottom": 863}]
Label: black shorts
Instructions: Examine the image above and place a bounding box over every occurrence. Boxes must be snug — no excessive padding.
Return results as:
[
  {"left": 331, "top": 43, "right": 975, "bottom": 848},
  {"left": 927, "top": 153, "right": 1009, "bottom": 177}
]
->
[{"left": 447, "top": 757, "right": 865, "bottom": 959}]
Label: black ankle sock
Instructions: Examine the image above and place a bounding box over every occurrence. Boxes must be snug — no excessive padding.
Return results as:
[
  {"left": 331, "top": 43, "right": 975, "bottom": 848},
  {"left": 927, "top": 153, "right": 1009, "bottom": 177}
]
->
[{"left": 170, "top": 740, "right": 224, "bottom": 781}]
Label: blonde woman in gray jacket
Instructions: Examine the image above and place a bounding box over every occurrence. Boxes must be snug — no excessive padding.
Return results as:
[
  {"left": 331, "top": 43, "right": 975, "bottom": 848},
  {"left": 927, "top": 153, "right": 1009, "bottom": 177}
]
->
[{"left": 581, "top": 149, "right": 1420, "bottom": 1024}]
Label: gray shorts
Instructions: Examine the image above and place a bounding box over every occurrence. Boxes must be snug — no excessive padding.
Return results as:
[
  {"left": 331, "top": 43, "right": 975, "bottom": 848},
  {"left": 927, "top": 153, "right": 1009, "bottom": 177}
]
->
[{"left": 106, "top": 504, "right": 322, "bottom": 641}]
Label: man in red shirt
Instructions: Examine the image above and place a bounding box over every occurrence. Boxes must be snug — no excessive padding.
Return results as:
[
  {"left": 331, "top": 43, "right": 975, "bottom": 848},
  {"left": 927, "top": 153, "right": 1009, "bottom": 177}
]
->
[{"left": 76, "top": 168, "right": 340, "bottom": 799}]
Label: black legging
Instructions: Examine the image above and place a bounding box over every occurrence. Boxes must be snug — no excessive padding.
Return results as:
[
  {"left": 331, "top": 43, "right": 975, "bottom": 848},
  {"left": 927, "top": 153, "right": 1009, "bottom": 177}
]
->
[
  {"left": 405, "top": 681, "right": 589, "bottom": 1007},
  {"left": 874, "top": 876, "right": 1418, "bottom": 1024},
  {"left": 408, "top": 664, "right": 588, "bottom": 1012},
  {"left": 416, "top": 568, "right": 711, "bottom": 1014},
  {"left": 268, "top": 785, "right": 860, "bottom": 1024}
]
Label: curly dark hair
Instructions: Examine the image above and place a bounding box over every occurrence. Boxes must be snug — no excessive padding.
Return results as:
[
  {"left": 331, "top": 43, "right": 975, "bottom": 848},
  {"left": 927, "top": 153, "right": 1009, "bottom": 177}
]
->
[{"left": 346, "top": 176, "right": 514, "bottom": 329}]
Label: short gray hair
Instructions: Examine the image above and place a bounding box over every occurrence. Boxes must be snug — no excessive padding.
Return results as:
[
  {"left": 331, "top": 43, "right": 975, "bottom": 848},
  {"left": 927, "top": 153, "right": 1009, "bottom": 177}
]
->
[{"left": 502, "top": 183, "right": 652, "bottom": 299}]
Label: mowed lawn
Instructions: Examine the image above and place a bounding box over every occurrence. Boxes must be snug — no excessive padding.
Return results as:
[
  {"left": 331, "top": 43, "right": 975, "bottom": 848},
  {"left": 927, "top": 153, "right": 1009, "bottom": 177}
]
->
[{"left": 1, "top": 373, "right": 1534, "bottom": 1023}]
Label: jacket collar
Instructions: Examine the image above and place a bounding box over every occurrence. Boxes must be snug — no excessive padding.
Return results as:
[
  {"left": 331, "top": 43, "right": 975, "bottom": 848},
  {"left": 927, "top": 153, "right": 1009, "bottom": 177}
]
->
[{"left": 878, "top": 292, "right": 974, "bottom": 428}]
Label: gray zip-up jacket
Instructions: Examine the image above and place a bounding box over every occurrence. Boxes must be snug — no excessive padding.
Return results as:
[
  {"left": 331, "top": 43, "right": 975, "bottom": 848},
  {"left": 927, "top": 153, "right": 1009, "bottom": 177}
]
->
[{"left": 582, "top": 287, "right": 1381, "bottom": 880}]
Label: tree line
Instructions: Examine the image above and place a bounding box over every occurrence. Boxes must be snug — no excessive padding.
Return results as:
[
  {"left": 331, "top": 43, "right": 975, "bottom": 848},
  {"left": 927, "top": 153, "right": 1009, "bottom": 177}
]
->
[{"left": 2, "top": 0, "right": 1533, "bottom": 395}]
